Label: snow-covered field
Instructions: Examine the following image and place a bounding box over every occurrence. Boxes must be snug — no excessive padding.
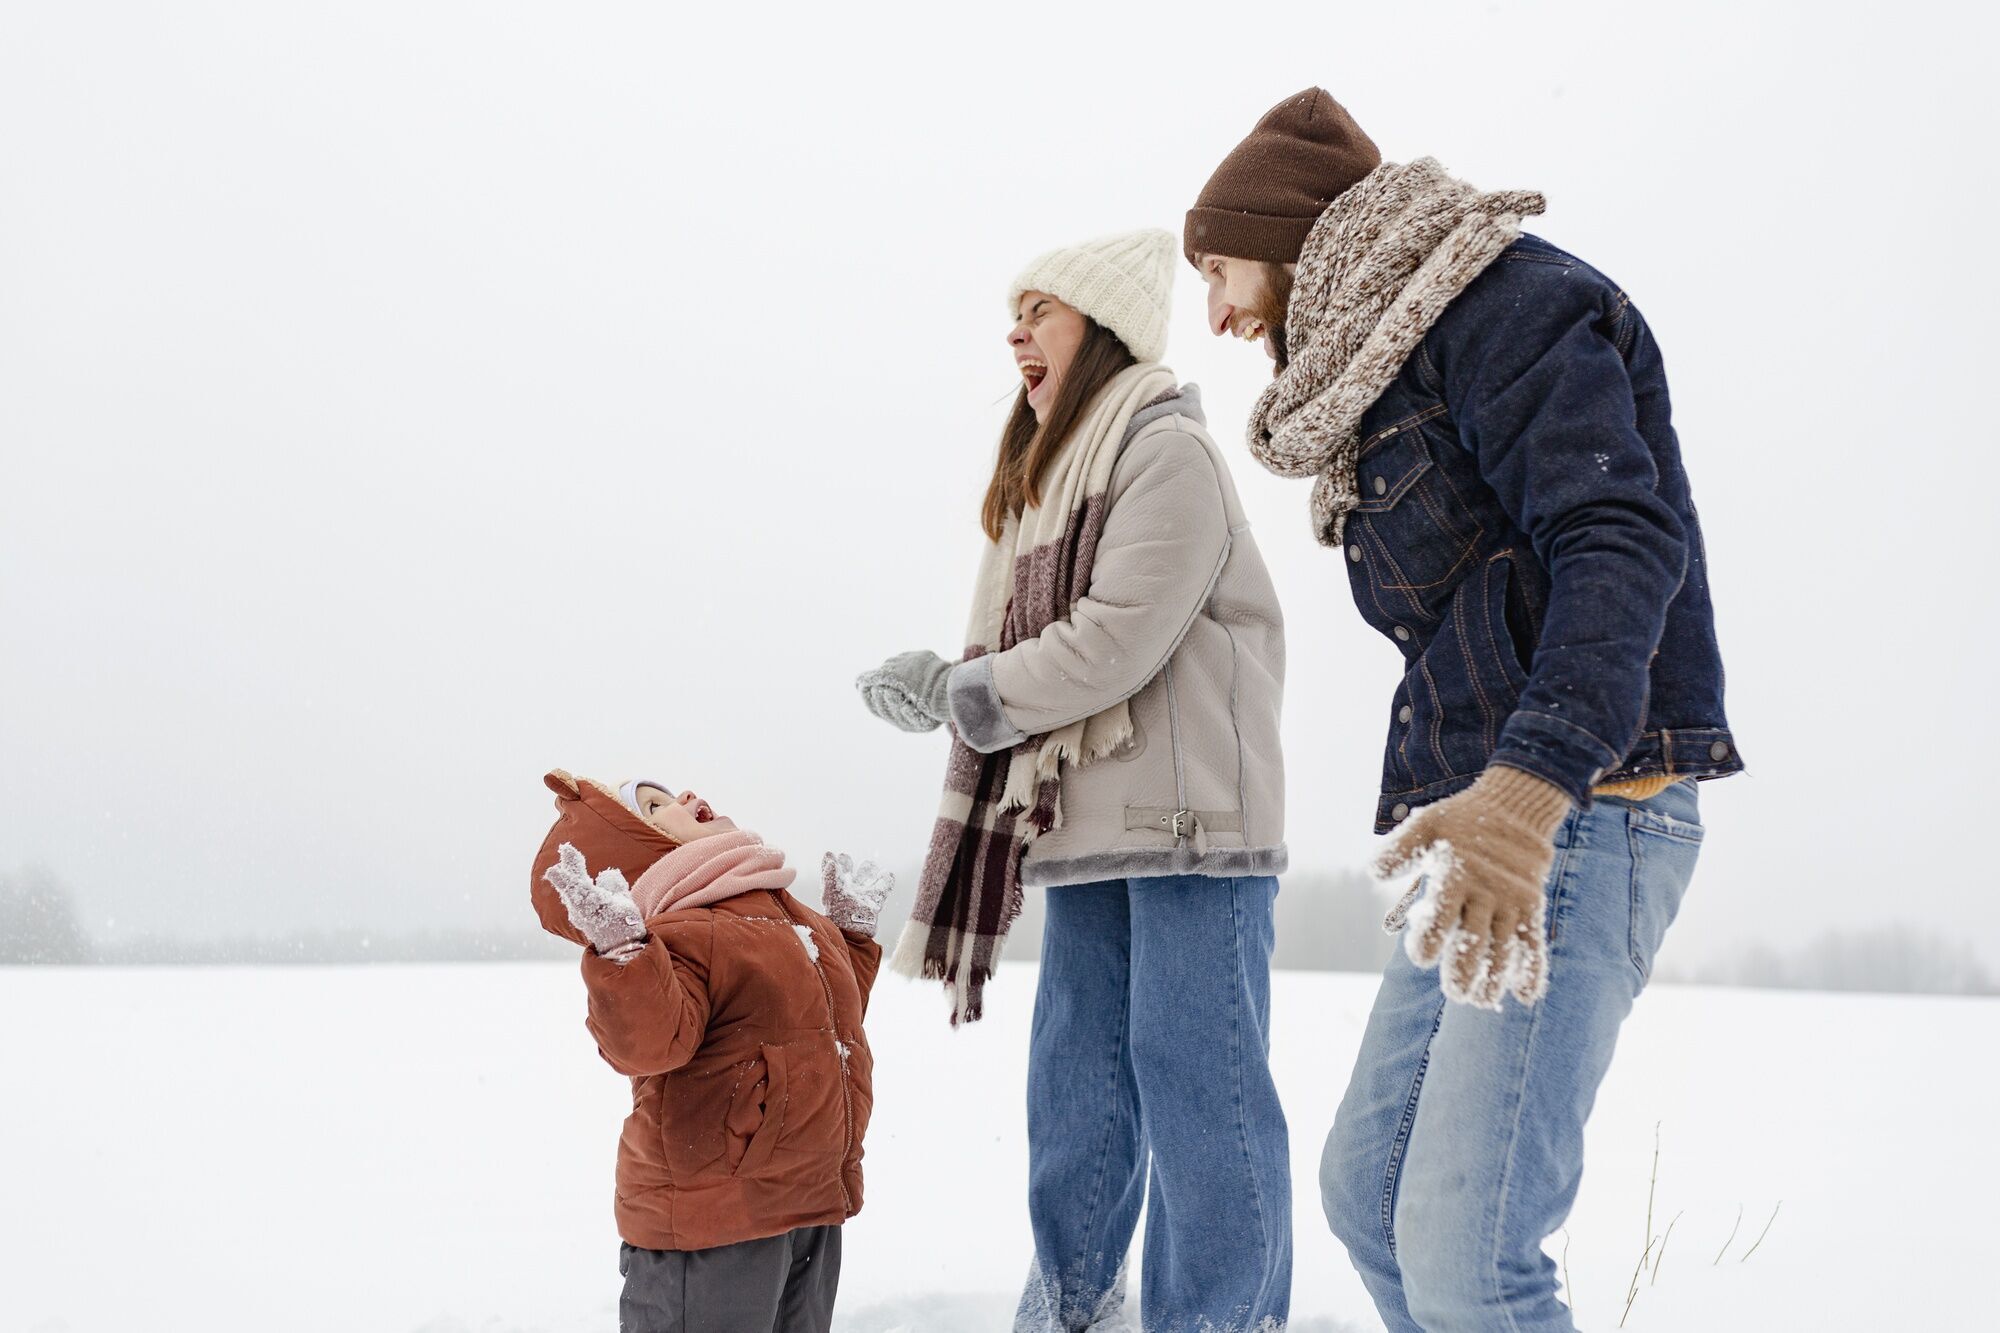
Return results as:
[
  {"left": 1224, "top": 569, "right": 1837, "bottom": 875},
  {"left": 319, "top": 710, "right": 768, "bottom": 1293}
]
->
[{"left": 2, "top": 961, "right": 1990, "bottom": 1331}]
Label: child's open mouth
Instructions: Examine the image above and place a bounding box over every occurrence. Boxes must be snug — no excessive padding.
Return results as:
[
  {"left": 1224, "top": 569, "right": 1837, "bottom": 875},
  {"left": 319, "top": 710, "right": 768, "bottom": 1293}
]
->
[{"left": 691, "top": 799, "right": 715, "bottom": 823}]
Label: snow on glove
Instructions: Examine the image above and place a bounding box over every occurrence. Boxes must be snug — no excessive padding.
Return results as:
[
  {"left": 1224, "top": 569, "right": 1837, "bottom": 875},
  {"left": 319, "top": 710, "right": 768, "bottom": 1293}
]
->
[
  {"left": 855, "top": 649, "right": 954, "bottom": 733},
  {"left": 821, "top": 852, "right": 894, "bottom": 938},
  {"left": 1373, "top": 766, "right": 1573, "bottom": 1010},
  {"left": 542, "top": 842, "right": 647, "bottom": 963}
]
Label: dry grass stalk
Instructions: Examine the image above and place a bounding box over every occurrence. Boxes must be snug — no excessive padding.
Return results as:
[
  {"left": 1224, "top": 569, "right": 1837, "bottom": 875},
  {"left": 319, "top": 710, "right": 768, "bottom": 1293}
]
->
[
  {"left": 1561, "top": 1229, "right": 1575, "bottom": 1321},
  {"left": 1619, "top": 1234, "right": 1657, "bottom": 1328},
  {"left": 1651, "top": 1211, "right": 1684, "bottom": 1287},
  {"left": 1713, "top": 1203, "right": 1744, "bottom": 1265},
  {"left": 1641, "top": 1122, "right": 1660, "bottom": 1268},
  {"left": 1739, "top": 1202, "right": 1782, "bottom": 1263}
]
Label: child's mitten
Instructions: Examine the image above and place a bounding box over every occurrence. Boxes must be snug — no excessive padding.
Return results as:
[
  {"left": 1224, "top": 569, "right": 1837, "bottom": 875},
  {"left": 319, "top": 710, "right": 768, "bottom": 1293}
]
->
[
  {"left": 543, "top": 843, "right": 647, "bottom": 962},
  {"left": 821, "top": 852, "right": 895, "bottom": 938}
]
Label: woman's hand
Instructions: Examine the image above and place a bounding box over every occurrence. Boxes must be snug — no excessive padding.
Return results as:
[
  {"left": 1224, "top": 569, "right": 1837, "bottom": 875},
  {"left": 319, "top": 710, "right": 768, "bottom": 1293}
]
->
[
  {"left": 855, "top": 650, "right": 954, "bottom": 732},
  {"left": 542, "top": 843, "right": 648, "bottom": 963}
]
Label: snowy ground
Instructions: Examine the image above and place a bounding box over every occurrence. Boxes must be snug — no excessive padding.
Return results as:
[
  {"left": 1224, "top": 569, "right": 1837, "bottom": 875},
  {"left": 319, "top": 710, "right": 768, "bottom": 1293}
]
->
[{"left": 2, "top": 961, "right": 1991, "bottom": 1331}]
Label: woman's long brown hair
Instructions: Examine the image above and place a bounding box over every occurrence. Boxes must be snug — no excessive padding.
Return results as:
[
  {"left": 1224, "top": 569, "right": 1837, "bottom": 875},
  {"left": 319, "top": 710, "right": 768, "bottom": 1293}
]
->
[{"left": 980, "top": 318, "right": 1137, "bottom": 541}]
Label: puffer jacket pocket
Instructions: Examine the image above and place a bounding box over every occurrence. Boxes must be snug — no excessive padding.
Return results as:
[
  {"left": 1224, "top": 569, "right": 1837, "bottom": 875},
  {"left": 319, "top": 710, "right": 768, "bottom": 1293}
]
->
[
  {"left": 726, "top": 1043, "right": 789, "bottom": 1178},
  {"left": 658, "top": 1065, "right": 731, "bottom": 1180}
]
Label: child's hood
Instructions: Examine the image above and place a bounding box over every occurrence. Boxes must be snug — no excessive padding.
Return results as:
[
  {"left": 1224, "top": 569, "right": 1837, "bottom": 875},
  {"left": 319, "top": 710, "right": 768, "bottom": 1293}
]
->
[{"left": 529, "top": 768, "right": 678, "bottom": 945}]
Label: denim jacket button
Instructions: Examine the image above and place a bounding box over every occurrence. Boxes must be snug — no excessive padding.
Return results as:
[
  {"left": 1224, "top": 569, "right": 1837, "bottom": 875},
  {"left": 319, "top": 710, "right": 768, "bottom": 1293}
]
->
[
  {"left": 1348, "top": 544, "right": 1362, "bottom": 564},
  {"left": 1373, "top": 475, "right": 1388, "bottom": 496},
  {"left": 1393, "top": 626, "right": 1411, "bottom": 642},
  {"left": 1709, "top": 740, "right": 1731, "bottom": 761},
  {"left": 1391, "top": 803, "right": 1410, "bottom": 822},
  {"left": 1398, "top": 705, "right": 1413, "bottom": 724}
]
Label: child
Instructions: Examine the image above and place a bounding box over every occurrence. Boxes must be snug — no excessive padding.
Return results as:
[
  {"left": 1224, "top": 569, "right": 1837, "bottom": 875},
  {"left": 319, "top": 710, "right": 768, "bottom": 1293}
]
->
[{"left": 529, "top": 768, "right": 893, "bottom": 1333}]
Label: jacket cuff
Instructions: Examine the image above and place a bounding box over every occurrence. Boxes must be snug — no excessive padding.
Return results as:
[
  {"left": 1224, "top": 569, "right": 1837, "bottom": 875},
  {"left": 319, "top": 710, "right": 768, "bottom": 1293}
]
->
[
  {"left": 1490, "top": 709, "right": 1624, "bottom": 806},
  {"left": 947, "top": 655, "right": 1027, "bottom": 754}
]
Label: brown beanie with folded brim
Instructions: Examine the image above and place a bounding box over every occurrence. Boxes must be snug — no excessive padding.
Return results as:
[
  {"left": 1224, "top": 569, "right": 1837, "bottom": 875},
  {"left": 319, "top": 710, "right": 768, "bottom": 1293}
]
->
[{"left": 1184, "top": 88, "right": 1382, "bottom": 267}]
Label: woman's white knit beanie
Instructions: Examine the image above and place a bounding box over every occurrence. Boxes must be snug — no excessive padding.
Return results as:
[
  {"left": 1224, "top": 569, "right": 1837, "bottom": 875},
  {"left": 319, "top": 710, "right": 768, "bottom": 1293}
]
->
[{"left": 1008, "top": 228, "right": 1177, "bottom": 363}]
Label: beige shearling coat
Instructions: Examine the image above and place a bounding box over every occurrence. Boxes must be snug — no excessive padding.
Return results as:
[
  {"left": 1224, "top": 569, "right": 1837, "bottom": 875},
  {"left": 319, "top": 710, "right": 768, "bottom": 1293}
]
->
[{"left": 946, "top": 386, "right": 1288, "bottom": 887}]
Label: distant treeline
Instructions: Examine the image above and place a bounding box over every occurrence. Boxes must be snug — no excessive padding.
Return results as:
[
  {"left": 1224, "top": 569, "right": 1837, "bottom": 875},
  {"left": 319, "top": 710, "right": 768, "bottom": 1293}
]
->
[
  {"left": 4, "top": 863, "right": 1995, "bottom": 995},
  {"left": 0, "top": 861, "right": 1399, "bottom": 971},
  {"left": 0, "top": 864, "right": 571, "bottom": 966},
  {"left": 1665, "top": 926, "right": 1998, "bottom": 997}
]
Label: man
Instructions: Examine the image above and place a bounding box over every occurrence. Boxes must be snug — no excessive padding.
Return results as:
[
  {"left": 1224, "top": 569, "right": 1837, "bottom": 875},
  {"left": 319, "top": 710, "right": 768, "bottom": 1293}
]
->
[{"left": 1187, "top": 89, "right": 1741, "bottom": 1331}]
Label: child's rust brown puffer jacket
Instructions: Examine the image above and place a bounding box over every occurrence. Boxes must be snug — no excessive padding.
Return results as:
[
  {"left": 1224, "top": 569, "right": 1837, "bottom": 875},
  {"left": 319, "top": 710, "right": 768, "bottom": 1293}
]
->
[{"left": 530, "top": 772, "right": 881, "bottom": 1252}]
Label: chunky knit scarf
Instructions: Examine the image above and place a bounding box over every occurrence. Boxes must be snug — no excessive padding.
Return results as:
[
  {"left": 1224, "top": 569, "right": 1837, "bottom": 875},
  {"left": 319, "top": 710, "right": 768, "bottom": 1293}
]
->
[
  {"left": 1246, "top": 158, "right": 1545, "bottom": 546},
  {"left": 893, "top": 362, "right": 1181, "bottom": 1024}
]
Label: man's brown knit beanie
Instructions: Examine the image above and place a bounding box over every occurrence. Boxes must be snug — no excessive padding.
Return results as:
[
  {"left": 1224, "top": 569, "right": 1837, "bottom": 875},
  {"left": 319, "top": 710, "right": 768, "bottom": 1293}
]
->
[{"left": 1183, "top": 88, "right": 1382, "bottom": 267}]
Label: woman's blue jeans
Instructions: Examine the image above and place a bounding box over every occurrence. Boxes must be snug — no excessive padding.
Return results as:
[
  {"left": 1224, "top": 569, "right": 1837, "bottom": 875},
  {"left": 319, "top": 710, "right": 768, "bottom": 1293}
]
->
[{"left": 1015, "top": 874, "right": 1293, "bottom": 1333}]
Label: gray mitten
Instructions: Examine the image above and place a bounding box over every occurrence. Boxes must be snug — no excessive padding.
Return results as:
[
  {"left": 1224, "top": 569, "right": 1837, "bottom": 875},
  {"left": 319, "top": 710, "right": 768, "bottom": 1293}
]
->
[
  {"left": 542, "top": 843, "right": 647, "bottom": 963},
  {"left": 821, "top": 852, "right": 895, "bottom": 938},
  {"left": 855, "top": 649, "right": 954, "bottom": 733}
]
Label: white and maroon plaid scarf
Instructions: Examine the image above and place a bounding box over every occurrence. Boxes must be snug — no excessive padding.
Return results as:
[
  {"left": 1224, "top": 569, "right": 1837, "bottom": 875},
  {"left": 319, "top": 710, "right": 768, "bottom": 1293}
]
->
[{"left": 891, "top": 363, "right": 1180, "bottom": 1024}]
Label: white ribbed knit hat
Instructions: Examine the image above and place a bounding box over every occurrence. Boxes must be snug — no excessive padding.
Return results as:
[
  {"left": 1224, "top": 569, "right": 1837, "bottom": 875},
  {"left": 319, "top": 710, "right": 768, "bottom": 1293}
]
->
[{"left": 1007, "top": 228, "right": 1177, "bottom": 363}]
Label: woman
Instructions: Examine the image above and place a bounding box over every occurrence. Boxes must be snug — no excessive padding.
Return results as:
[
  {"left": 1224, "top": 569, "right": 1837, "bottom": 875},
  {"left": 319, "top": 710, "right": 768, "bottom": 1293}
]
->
[{"left": 856, "top": 230, "right": 1292, "bottom": 1332}]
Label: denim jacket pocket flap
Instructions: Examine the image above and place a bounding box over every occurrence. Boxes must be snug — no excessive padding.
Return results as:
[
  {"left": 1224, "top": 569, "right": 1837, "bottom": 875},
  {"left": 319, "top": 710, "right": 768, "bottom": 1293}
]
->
[{"left": 1354, "top": 429, "right": 1433, "bottom": 512}]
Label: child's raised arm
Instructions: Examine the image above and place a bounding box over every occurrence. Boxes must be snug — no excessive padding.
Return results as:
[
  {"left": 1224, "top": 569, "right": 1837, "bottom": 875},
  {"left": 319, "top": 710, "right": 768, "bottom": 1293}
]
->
[{"left": 579, "top": 921, "right": 714, "bottom": 1076}]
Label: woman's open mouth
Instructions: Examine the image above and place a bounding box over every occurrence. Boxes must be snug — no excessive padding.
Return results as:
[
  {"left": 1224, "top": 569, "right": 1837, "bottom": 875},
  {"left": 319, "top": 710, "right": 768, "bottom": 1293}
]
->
[{"left": 1020, "top": 359, "right": 1048, "bottom": 394}]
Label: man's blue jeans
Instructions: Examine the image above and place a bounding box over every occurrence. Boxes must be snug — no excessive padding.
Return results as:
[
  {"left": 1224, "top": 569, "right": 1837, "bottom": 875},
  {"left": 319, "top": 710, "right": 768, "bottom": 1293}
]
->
[
  {"left": 1015, "top": 874, "right": 1293, "bottom": 1333},
  {"left": 1322, "top": 780, "right": 1704, "bottom": 1332}
]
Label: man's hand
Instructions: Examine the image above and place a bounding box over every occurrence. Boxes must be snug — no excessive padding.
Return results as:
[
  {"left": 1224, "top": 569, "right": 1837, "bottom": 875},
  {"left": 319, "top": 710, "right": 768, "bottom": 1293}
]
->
[
  {"left": 1374, "top": 766, "right": 1573, "bottom": 1010},
  {"left": 543, "top": 843, "right": 647, "bottom": 962},
  {"left": 821, "top": 852, "right": 895, "bottom": 939}
]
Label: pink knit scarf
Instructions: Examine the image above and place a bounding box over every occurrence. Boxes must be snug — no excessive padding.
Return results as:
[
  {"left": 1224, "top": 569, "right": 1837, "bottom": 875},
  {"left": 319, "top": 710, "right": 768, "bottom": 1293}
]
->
[{"left": 629, "top": 830, "right": 797, "bottom": 918}]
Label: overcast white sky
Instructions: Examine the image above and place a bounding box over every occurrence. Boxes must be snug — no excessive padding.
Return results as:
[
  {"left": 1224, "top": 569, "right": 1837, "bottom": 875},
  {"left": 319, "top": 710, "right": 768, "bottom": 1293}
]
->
[{"left": 3, "top": 1, "right": 1995, "bottom": 968}]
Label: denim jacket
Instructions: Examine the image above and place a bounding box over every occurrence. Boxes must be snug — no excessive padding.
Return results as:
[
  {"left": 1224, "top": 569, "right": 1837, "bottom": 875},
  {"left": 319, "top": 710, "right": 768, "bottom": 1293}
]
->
[{"left": 1346, "top": 234, "right": 1741, "bottom": 832}]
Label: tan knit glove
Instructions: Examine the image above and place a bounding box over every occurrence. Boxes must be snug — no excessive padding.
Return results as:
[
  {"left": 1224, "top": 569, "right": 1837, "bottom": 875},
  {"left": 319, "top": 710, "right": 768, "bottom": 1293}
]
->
[{"left": 1374, "top": 766, "right": 1574, "bottom": 1010}]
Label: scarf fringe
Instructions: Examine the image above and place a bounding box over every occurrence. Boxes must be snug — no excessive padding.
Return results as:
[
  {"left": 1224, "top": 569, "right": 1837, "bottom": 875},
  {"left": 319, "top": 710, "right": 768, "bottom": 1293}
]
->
[
  {"left": 887, "top": 917, "right": 933, "bottom": 980},
  {"left": 996, "top": 707, "right": 1135, "bottom": 820},
  {"left": 886, "top": 918, "right": 991, "bottom": 1027}
]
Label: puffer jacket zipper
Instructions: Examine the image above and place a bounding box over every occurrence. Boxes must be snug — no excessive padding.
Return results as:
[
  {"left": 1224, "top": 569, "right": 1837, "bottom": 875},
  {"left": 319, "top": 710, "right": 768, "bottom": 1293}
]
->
[{"left": 773, "top": 895, "right": 855, "bottom": 1215}]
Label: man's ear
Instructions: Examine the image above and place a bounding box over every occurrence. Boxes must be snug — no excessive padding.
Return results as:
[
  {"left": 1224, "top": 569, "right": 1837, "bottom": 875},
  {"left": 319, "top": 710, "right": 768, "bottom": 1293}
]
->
[{"left": 544, "top": 769, "right": 581, "bottom": 799}]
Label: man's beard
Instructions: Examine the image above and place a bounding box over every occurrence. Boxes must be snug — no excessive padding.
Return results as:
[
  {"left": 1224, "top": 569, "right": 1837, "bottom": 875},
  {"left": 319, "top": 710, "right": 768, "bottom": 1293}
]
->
[{"left": 1248, "top": 261, "right": 1296, "bottom": 372}]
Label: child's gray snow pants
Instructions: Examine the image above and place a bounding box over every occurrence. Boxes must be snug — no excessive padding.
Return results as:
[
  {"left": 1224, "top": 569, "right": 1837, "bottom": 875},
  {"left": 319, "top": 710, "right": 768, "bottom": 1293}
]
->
[{"left": 618, "top": 1225, "right": 841, "bottom": 1332}]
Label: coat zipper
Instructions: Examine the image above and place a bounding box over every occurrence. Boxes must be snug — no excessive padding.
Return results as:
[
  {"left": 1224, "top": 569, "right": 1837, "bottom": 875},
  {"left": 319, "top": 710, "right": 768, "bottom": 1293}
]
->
[{"left": 1164, "top": 660, "right": 1198, "bottom": 850}]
